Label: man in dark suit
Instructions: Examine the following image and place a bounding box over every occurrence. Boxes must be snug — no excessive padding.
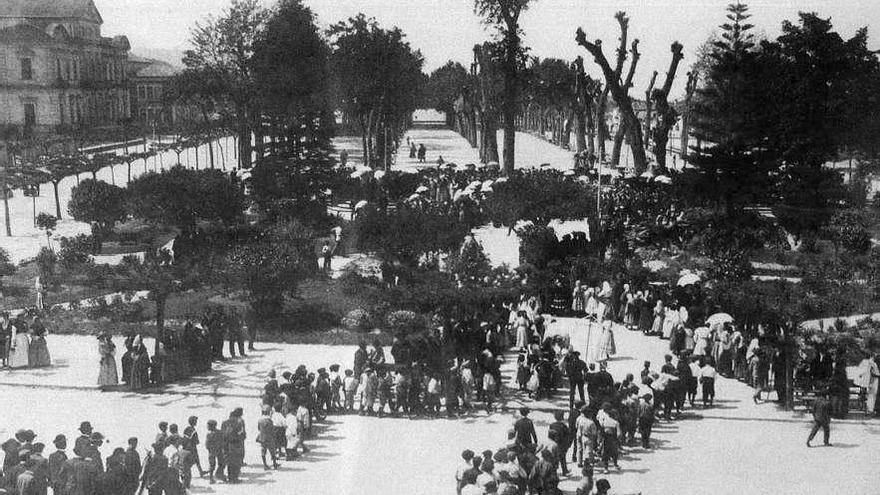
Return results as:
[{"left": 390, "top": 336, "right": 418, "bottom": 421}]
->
[{"left": 807, "top": 389, "right": 833, "bottom": 447}]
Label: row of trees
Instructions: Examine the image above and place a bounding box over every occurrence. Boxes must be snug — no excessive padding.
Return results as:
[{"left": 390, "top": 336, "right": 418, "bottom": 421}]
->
[{"left": 176, "top": 0, "right": 425, "bottom": 171}]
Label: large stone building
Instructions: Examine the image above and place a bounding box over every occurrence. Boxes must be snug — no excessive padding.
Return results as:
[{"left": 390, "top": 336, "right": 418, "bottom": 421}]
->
[
  {"left": 128, "top": 56, "right": 197, "bottom": 128},
  {"left": 0, "top": 0, "right": 130, "bottom": 134}
]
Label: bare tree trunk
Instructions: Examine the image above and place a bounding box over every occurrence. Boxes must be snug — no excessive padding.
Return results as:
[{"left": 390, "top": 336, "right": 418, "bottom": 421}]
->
[
  {"left": 650, "top": 42, "right": 685, "bottom": 172},
  {"left": 680, "top": 71, "right": 698, "bottom": 162},
  {"left": 610, "top": 38, "right": 641, "bottom": 167},
  {"left": 644, "top": 71, "right": 658, "bottom": 151},
  {"left": 576, "top": 13, "right": 648, "bottom": 175}
]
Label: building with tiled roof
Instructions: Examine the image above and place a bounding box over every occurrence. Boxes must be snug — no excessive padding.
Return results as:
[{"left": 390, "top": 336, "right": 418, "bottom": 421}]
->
[
  {"left": 0, "top": 0, "right": 130, "bottom": 134},
  {"left": 126, "top": 57, "right": 196, "bottom": 128}
]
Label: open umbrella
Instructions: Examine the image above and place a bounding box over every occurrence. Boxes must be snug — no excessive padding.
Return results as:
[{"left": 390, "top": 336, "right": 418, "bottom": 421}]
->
[
  {"left": 415, "top": 185, "right": 429, "bottom": 194},
  {"left": 654, "top": 175, "right": 672, "bottom": 184},
  {"left": 453, "top": 190, "right": 469, "bottom": 202},
  {"left": 564, "top": 169, "right": 576, "bottom": 176},
  {"left": 468, "top": 180, "right": 482, "bottom": 190},
  {"left": 350, "top": 168, "right": 370, "bottom": 179},
  {"left": 706, "top": 313, "right": 734, "bottom": 326},
  {"left": 407, "top": 193, "right": 421, "bottom": 202},
  {"left": 676, "top": 273, "right": 701, "bottom": 286},
  {"left": 373, "top": 170, "right": 386, "bottom": 180},
  {"left": 354, "top": 200, "right": 368, "bottom": 210},
  {"left": 482, "top": 179, "right": 494, "bottom": 189},
  {"left": 494, "top": 176, "right": 508, "bottom": 183},
  {"left": 486, "top": 161, "right": 500, "bottom": 169}
]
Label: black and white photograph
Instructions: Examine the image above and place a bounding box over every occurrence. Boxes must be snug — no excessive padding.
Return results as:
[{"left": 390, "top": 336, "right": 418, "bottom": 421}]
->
[{"left": 0, "top": 0, "right": 878, "bottom": 493}]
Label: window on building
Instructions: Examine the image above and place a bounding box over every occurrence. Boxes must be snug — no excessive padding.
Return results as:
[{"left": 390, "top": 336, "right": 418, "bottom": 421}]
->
[
  {"left": 146, "top": 86, "right": 154, "bottom": 99},
  {"left": 56, "top": 59, "right": 62, "bottom": 80},
  {"left": 138, "top": 85, "right": 146, "bottom": 99},
  {"left": 69, "top": 95, "right": 76, "bottom": 124},
  {"left": 65, "top": 61, "right": 71, "bottom": 80},
  {"left": 23, "top": 103, "right": 36, "bottom": 127},
  {"left": 20, "top": 58, "right": 33, "bottom": 80}
]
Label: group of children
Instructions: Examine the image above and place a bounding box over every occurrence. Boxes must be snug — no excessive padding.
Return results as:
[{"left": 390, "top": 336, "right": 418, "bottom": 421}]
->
[
  {"left": 454, "top": 407, "right": 620, "bottom": 495},
  {"left": 0, "top": 411, "right": 246, "bottom": 495}
]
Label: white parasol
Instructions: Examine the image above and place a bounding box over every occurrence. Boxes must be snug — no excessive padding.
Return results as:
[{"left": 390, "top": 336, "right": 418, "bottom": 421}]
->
[
  {"left": 415, "top": 185, "right": 429, "bottom": 194},
  {"left": 373, "top": 170, "right": 386, "bottom": 180},
  {"left": 354, "top": 200, "right": 368, "bottom": 210},
  {"left": 676, "top": 273, "right": 701, "bottom": 286},
  {"left": 654, "top": 175, "right": 672, "bottom": 184},
  {"left": 706, "top": 313, "right": 734, "bottom": 326}
]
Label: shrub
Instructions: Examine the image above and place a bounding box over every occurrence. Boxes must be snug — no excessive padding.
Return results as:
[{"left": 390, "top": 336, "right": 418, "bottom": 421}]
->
[
  {"left": 58, "top": 235, "right": 94, "bottom": 269},
  {"left": 85, "top": 295, "right": 145, "bottom": 322},
  {"left": 517, "top": 223, "right": 558, "bottom": 269},
  {"left": 385, "top": 310, "right": 421, "bottom": 333},
  {"left": 341, "top": 308, "right": 372, "bottom": 331},
  {"left": 0, "top": 247, "right": 15, "bottom": 288}
]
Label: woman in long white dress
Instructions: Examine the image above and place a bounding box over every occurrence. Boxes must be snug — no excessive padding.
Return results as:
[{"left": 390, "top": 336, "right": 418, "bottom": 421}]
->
[
  {"left": 661, "top": 307, "right": 680, "bottom": 340},
  {"left": 8, "top": 320, "right": 30, "bottom": 369},
  {"left": 693, "top": 326, "right": 712, "bottom": 356},
  {"left": 598, "top": 320, "right": 616, "bottom": 362},
  {"left": 584, "top": 288, "right": 598, "bottom": 320},
  {"left": 514, "top": 311, "right": 531, "bottom": 349},
  {"left": 856, "top": 353, "right": 879, "bottom": 416}
]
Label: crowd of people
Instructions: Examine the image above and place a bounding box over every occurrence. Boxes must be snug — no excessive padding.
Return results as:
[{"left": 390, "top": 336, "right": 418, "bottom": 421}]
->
[
  {"left": 454, "top": 404, "right": 643, "bottom": 495},
  {"left": 0, "top": 313, "right": 51, "bottom": 370},
  {"left": 0, "top": 408, "right": 254, "bottom": 495},
  {"left": 93, "top": 306, "right": 257, "bottom": 391}
]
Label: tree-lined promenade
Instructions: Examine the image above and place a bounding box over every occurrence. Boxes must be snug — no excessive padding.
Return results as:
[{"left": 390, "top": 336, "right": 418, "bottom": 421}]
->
[{"left": 1, "top": 1, "right": 880, "bottom": 494}]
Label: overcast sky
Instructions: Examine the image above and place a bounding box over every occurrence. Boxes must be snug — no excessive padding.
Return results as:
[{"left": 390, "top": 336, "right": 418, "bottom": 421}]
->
[{"left": 95, "top": 0, "right": 879, "bottom": 98}]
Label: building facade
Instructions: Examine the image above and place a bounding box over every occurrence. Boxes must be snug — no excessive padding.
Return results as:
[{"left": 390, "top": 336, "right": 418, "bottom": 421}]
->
[
  {"left": 128, "top": 57, "right": 197, "bottom": 129},
  {"left": 0, "top": 0, "right": 130, "bottom": 134}
]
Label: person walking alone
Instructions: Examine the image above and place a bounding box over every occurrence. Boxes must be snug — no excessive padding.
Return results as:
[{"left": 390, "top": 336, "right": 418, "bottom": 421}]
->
[{"left": 807, "top": 389, "right": 833, "bottom": 447}]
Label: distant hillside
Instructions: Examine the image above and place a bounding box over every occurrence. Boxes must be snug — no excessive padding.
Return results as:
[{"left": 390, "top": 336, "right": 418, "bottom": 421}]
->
[{"left": 131, "top": 47, "right": 185, "bottom": 69}]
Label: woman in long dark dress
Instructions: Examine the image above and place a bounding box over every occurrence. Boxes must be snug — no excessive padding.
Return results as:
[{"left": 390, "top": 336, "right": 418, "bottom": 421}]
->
[
  {"left": 97, "top": 333, "right": 118, "bottom": 389},
  {"left": 637, "top": 292, "right": 653, "bottom": 334},
  {"left": 130, "top": 335, "right": 152, "bottom": 390},
  {"left": 27, "top": 316, "right": 51, "bottom": 367},
  {"left": 120, "top": 335, "right": 134, "bottom": 385}
]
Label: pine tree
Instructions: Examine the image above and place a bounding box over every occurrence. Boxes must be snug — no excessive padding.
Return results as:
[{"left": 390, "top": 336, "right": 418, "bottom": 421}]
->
[{"left": 688, "top": 2, "right": 773, "bottom": 214}]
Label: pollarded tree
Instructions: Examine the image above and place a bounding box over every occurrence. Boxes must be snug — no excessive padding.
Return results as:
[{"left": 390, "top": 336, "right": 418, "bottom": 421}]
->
[
  {"left": 649, "top": 42, "right": 684, "bottom": 171},
  {"left": 38, "top": 154, "right": 85, "bottom": 219},
  {"left": 609, "top": 38, "right": 641, "bottom": 167},
  {"left": 576, "top": 12, "right": 648, "bottom": 174},
  {"left": 474, "top": 0, "right": 535, "bottom": 175}
]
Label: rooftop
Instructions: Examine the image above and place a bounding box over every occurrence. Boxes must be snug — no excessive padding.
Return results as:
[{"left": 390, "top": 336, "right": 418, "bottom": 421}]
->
[{"left": 0, "top": 0, "right": 103, "bottom": 24}]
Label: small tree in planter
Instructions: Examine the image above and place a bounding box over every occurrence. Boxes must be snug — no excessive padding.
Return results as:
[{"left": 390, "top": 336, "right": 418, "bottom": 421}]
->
[{"left": 36, "top": 213, "right": 57, "bottom": 251}]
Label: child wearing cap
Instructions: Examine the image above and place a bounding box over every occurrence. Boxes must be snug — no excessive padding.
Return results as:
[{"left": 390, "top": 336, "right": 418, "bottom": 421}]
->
[{"left": 48, "top": 434, "right": 67, "bottom": 495}]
